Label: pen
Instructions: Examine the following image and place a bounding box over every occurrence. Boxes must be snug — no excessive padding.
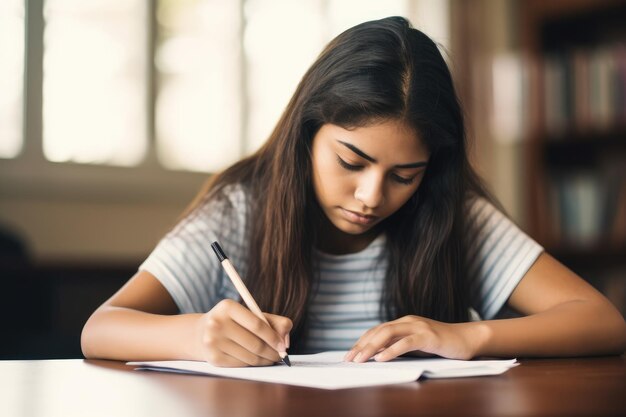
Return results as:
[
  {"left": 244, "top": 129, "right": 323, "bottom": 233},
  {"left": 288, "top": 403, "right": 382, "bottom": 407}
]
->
[{"left": 210, "top": 241, "right": 291, "bottom": 367}]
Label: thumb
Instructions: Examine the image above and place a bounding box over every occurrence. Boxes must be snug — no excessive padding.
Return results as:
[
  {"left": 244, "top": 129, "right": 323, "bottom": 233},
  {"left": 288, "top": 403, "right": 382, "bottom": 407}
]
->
[{"left": 264, "top": 313, "right": 292, "bottom": 349}]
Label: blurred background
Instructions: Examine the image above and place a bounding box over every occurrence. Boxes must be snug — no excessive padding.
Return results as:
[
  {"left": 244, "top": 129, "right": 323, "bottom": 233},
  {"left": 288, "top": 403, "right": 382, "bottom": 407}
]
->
[{"left": 1, "top": 0, "right": 625, "bottom": 359}]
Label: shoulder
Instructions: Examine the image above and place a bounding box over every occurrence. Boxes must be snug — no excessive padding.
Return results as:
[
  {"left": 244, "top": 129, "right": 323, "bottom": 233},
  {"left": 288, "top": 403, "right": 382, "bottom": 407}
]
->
[
  {"left": 168, "top": 182, "right": 252, "bottom": 241},
  {"left": 462, "top": 196, "right": 544, "bottom": 318},
  {"left": 194, "top": 182, "right": 251, "bottom": 221},
  {"left": 462, "top": 194, "right": 543, "bottom": 258},
  {"left": 205, "top": 182, "right": 251, "bottom": 212},
  {"left": 462, "top": 194, "right": 544, "bottom": 272},
  {"left": 463, "top": 195, "right": 508, "bottom": 236},
  {"left": 465, "top": 194, "right": 497, "bottom": 219}
]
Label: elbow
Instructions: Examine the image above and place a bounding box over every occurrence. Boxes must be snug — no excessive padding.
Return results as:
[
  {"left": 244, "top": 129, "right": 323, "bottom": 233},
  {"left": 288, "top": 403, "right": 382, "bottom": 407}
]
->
[
  {"left": 587, "top": 296, "right": 626, "bottom": 355},
  {"left": 80, "top": 311, "right": 100, "bottom": 359},
  {"left": 603, "top": 304, "right": 626, "bottom": 355},
  {"left": 616, "top": 316, "right": 626, "bottom": 355}
]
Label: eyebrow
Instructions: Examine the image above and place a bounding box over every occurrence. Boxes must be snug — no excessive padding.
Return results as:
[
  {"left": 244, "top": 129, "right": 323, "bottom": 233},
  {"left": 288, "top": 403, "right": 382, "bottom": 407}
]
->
[{"left": 337, "top": 140, "right": 428, "bottom": 169}]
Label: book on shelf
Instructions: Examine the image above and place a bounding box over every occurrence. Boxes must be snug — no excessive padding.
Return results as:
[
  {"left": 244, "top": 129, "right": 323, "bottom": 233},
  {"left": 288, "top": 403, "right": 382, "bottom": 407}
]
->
[
  {"left": 547, "top": 171, "right": 626, "bottom": 249},
  {"left": 491, "top": 43, "right": 626, "bottom": 140}
]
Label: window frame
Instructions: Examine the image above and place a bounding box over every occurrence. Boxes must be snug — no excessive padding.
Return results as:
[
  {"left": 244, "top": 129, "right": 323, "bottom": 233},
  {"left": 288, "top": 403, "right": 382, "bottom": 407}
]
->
[
  {"left": 2, "top": 0, "right": 442, "bottom": 204},
  {"left": 0, "top": 0, "right": 207, "bottom": 205}
]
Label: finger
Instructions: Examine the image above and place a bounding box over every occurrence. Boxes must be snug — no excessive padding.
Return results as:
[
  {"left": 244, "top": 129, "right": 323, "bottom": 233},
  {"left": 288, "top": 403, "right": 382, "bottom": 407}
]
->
[
  {"left": 225, "top": 319, "right": 282, "bottom": 363},
  {"left": 344, "top": 344, "right": 385, "bottom": 362},
  {"left": 217, "top": 338, "right": 277, "bottom": 367},
  {"left": 345, "top": 321, "right": 399, "bottom": 362},
  {"left": 374, "top": 322, "right": 440, "bottom": 361},
  {"left": 200, "top": 314, "right": 280, "bottom": 365},
  {"left": 222, "top": 302, "right": 287, "bottom": 353},
  {"left": 201, "top": 338, "right": 276, "bottom": 367},
  {"left": 203, "top": 351, "right": 248, "bottom": 367},
  {"left": 344, "top": 325, "right": 384, "bottom": 361},
  {"left": 374, "top": 333, "right": 436, "bottom": 362},
  {"left": 344, "top": 316, "right": 412, "bottom": 361},
  {"left": 349, "top": 323, "right": 417, "bottom": 363},
  {"left": 264, "top": 313, "right": 293, "bottom": 336}
]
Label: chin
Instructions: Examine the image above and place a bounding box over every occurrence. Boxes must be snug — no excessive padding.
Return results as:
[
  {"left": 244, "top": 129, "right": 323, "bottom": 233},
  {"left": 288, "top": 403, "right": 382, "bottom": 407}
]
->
[{"left": 335, "top": 219, "right": 375, "bottom": 235}]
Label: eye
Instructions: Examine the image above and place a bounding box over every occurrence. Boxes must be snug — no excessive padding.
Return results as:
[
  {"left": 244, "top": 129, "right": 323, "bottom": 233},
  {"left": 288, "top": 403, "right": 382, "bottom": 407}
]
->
[
  {"left": 391, "top": 173, "right": 416, "bottom": 185},
  {"left": 336, "top": 155, "right": 362, "bottom": 171}
]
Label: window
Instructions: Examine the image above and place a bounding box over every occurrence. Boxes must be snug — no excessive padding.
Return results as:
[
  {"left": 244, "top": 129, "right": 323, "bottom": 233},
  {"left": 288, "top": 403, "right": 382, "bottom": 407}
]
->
[
  {"left": 43, "top": 0, "right": 147, "bottom": 166},
  {"left": 4, "top": 0, "right": 449, "bottom": 180},
  {"left": 155, "top": 0, "right": 242, "bottom": 172},
  {"left": 243, "top": 0, "right": 326, "bottom": 154},
  {"left": 244, "top": 0, "right": 414, "bottom": 154},
  {"left": 156, "top": 0, "right": 413, "bottom": 171},
  {"left": 0, "top": 0, "right": 25, "bottom": 159}
]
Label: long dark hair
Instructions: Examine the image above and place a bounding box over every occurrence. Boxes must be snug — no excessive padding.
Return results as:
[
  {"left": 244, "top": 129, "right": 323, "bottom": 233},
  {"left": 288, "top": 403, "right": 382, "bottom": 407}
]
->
[{"left": 183, "top": 16, "right": 491, "bottom": 352}]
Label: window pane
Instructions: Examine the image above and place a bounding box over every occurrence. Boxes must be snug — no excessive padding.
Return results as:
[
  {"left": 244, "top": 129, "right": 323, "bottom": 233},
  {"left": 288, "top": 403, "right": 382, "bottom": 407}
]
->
[
  {"left": 326, "top": 0, "right": 409, "bottom": 37},
  {"left": 244, "top": 0, "right": 325, "bottom": 154},
  {"left": 42, "top": 0, "right": 147, "bottom": 166},
  {"left": 0, "top": 0, "right": 25, "bottom": 159},
  {"left": 155, "top": 0, "right": 242, "bottom": 173},
  {"left": 412, "top": 0, "right": 450, "bottom": 52},
  {"left": 244, "top": 0, "right": 410, "bottom": 155}
]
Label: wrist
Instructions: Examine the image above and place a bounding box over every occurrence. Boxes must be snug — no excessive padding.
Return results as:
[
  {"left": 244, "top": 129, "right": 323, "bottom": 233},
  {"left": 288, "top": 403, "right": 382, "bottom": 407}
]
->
[
  {"left": 461, "top": 321, "right": 492, "bottom": 358},
  {"left": 175, "top": 313, "right": 204, "bottom": 361}
]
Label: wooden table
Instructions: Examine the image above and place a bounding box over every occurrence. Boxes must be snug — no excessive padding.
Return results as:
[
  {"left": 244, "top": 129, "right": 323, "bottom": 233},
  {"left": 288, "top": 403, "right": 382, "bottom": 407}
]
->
[{"left": 1, "top": 356, "right": 625, "bottom": 417}]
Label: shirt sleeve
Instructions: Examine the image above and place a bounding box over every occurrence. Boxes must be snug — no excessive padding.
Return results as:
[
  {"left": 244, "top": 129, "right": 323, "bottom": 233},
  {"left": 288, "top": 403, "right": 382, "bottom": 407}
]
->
[
  {"left": 465, "top": 198, "right": 544, "bottom": 320},
  {"left": 138, "top": 184, "right": 248, "bottom": 314}
]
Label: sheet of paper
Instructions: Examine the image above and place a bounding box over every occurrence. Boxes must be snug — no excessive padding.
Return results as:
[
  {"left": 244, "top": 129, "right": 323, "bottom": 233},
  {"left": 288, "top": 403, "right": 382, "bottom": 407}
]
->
[
  {"left": 128, "top": 351, "right": 518, "bottom": 390},
  {"left": 294, "top": 351, "right": 518, "bottom": 371}
]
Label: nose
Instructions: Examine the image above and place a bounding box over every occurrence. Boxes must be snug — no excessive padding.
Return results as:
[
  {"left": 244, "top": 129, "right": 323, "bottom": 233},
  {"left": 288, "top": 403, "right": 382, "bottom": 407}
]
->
[{"left": 354, "top": 171, "right": 386, "bottom": 209}]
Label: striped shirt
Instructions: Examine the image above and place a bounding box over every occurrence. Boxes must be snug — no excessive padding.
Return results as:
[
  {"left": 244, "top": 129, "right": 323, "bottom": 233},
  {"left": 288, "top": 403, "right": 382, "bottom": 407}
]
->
[{"left": 139, "top": 184, "right": 543, "bottom": 353}]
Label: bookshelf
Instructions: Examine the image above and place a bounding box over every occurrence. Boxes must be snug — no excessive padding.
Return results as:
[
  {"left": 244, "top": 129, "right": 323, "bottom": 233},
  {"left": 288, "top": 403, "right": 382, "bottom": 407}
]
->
[
  {"left": 517, "top": 0, "right": 626, "bottom": 316},
  {"left": 519, "top": 0, "right": 626, "bottom": 278}
]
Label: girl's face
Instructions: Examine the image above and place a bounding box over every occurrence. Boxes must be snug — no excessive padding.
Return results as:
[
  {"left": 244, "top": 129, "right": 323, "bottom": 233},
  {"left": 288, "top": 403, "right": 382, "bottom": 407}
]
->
[{"left": 311, "top": 119, "right": 429, "bottom": 252}]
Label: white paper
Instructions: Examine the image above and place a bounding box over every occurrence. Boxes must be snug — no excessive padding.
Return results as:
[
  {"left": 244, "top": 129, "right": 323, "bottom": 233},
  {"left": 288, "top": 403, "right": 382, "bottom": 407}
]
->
[{"left": 128, "top": 351, "right": 518, "bottom": 390}]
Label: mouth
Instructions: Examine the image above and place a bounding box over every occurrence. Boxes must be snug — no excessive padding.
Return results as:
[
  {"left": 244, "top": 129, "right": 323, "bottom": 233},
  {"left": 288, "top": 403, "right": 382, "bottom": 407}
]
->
[{"left": 340, "top": 208, "right": 379, "bottom": 225}]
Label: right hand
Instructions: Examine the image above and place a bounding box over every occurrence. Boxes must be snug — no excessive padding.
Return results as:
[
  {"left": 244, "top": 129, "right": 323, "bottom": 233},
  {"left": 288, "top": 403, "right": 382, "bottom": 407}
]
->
[{"left": 192, "top": 299, "right": 292, "bottom": 367}]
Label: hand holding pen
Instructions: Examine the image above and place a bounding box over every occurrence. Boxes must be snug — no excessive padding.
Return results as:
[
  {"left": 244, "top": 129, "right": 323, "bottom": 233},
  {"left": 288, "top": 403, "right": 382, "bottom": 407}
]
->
[{"left": 194, "top": 241, "right": 292, "bottom": 367}]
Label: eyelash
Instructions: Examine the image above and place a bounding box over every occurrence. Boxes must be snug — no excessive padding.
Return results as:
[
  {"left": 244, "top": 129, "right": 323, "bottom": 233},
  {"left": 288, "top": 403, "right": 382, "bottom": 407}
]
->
[
  {"left": 336, "top": 155, "right": 361, "bottom": 171},
  {"left": 335, "top": 156, "right": 416, "bottom": 186}
]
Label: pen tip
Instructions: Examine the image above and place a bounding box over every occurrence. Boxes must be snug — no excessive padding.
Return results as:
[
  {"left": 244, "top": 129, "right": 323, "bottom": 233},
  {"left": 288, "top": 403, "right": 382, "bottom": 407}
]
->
[{"left": 283, "top": 356, "right": 291, "bottom": 367}]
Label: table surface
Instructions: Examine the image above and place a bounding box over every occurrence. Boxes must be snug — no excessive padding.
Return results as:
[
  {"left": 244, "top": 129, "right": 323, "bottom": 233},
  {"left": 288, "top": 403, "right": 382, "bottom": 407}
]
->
[{"left": 1, "top": 355, "right": 625, "bottom": 417}]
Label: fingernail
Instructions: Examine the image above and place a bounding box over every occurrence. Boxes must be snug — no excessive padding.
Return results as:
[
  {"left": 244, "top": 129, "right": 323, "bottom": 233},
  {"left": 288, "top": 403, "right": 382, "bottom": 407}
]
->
[
  {"left": 285, "top": 334, "right": 290, "bottom": 349},
  {"left": 374, "top": 353, "right": 382, "bottom": 361},
  {"left": 354, "top": 352, "right": 362, "bottom": 362},
  {"left": 343, "top": 350, "right": 354, "bottom": 361},
  {"left": 278, "top": 342, "right": 286, "bottom": 352}
]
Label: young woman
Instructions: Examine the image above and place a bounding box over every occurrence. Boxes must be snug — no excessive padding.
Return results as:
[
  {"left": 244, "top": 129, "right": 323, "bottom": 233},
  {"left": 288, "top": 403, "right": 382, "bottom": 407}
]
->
[{"left": 81, "top": 17, "right": 626, "bottom": 367}]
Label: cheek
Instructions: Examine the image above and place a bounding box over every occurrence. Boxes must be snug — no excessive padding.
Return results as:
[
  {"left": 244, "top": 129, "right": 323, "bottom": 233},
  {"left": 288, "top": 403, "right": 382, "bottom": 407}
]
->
[
  {"left": 313, "top": 159, "right": 352, "bottom": 203},
  {"left": 387, "top": 181, "right": 422, "bottom": 213}
]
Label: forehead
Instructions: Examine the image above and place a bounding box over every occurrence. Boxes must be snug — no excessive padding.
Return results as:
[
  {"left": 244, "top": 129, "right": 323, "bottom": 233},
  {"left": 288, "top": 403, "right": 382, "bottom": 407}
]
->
[{"left": 319, "top": 119, "right": 429, "bottom": 160}]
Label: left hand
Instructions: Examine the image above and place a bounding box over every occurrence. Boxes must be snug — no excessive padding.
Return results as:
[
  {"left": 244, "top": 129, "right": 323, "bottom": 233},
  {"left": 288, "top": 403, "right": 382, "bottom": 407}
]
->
[{"left": 344, "top": 315, "right": 483, "bottom": 362}]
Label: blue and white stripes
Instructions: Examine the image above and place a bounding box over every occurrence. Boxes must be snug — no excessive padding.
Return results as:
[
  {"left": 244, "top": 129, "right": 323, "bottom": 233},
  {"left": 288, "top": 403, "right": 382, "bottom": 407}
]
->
[
  {"left": 464, "top": 198, "right": 544, "bottom": 320},
  {"left": 306, "top": 236, "right": 387, "bottom": 352},
  {"left": 139, "top": 184, "right": 543, "bottom": 353}
]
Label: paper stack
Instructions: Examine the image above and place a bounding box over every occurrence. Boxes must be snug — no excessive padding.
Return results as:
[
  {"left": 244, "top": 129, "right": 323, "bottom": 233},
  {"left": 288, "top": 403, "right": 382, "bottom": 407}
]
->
[{"left": 129, "top": 351, "right": 518, "bottom": 390}]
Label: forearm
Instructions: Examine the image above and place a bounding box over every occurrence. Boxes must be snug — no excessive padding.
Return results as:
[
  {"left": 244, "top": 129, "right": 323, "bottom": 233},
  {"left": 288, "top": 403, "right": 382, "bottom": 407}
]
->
[
  {"left": 81, "top": 306, "right": 202, "bottom": 361},
  {"left": 468, "top": 300, "right": 626, "bottom": 358}
]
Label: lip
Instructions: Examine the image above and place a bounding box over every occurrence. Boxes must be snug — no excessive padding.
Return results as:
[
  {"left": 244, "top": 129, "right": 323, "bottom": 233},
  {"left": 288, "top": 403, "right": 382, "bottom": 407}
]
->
[{"left": 340, "top": 208, "right": 379, "bottom": 225}]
